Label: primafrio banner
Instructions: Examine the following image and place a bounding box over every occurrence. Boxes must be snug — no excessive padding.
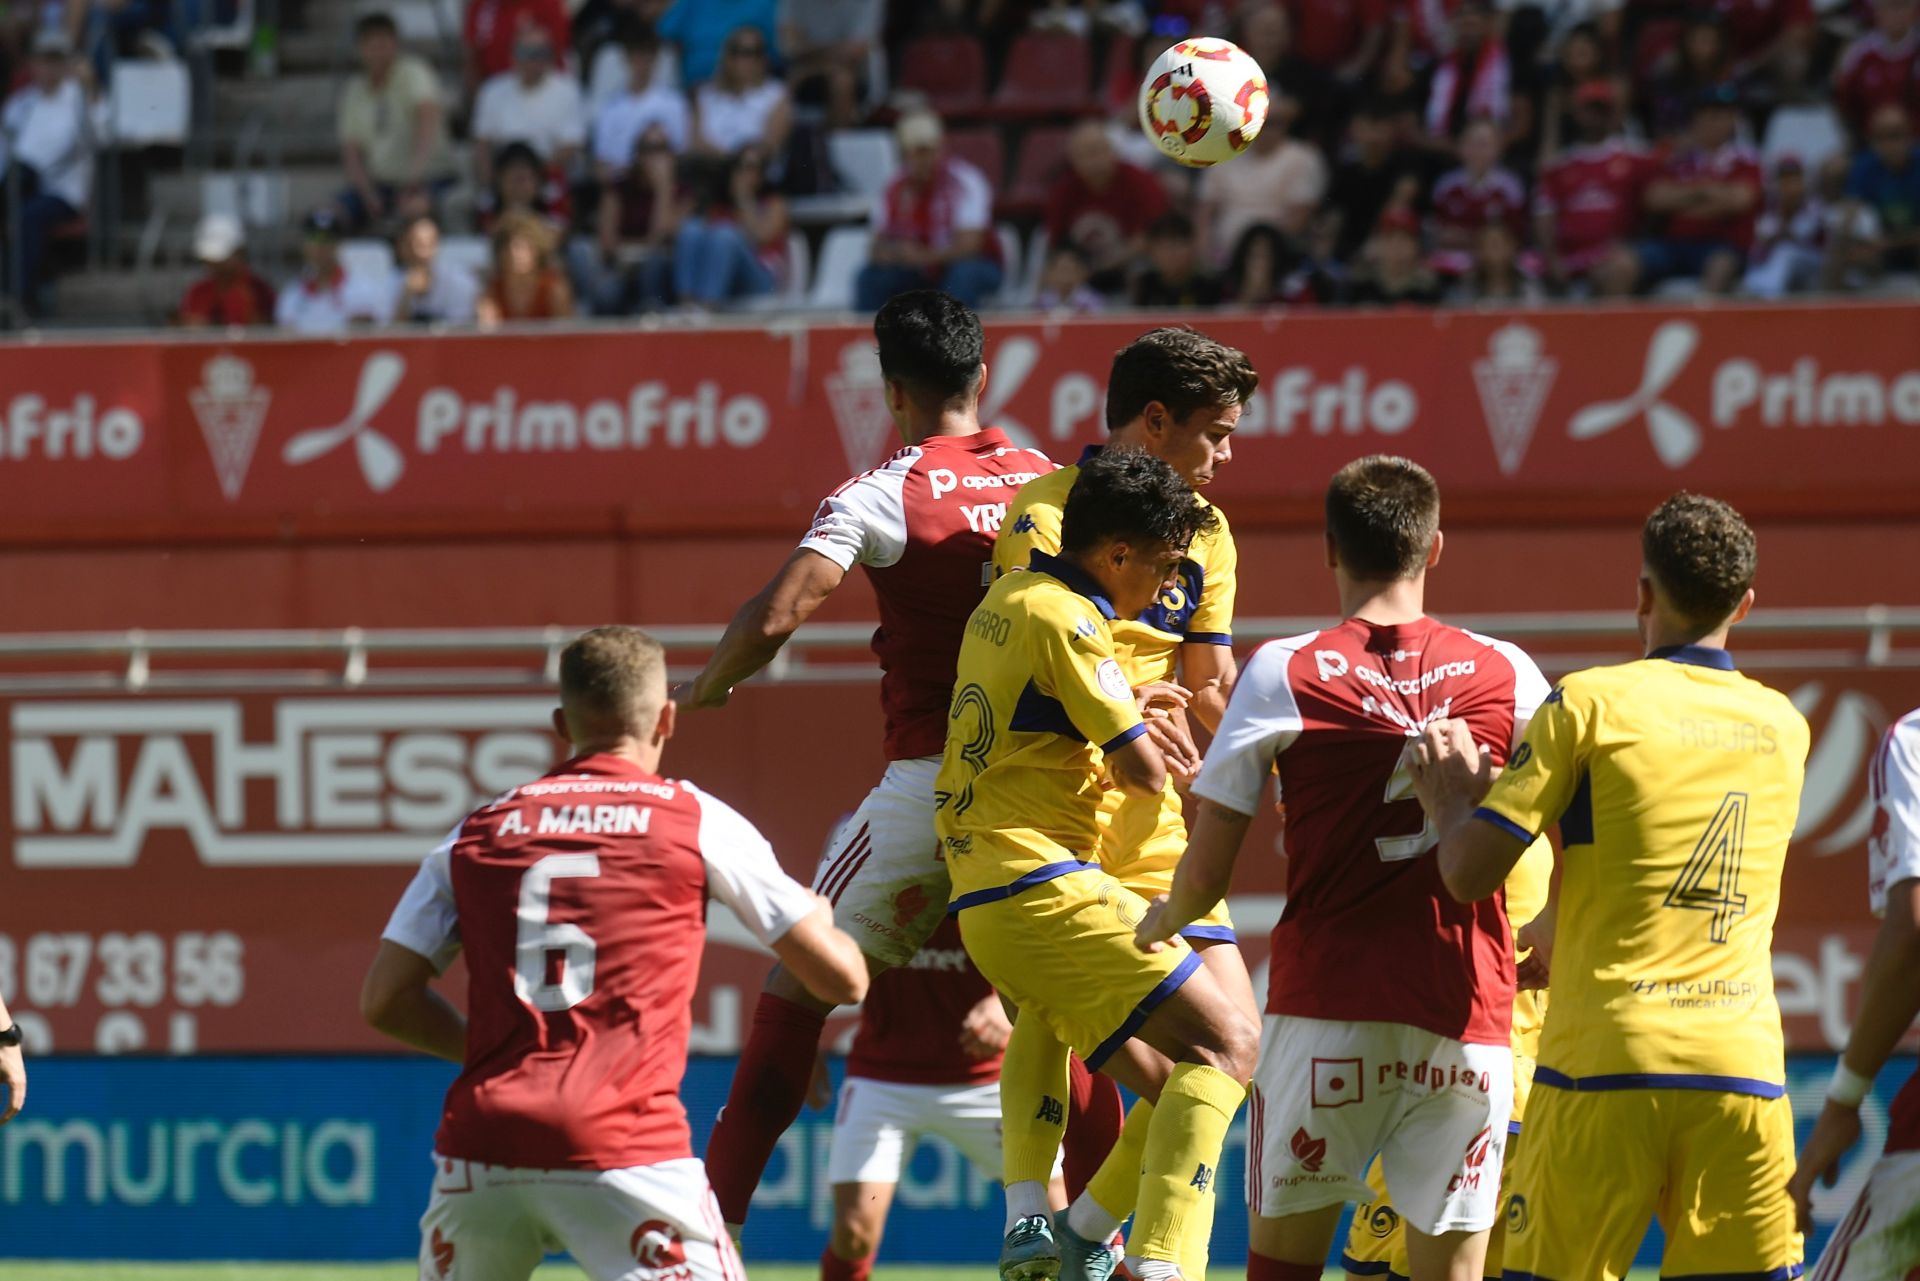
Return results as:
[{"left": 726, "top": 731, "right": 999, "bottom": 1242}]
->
[
  {"left": 0, "top": 303, "right": 1914, "bottom": 542},
  {"left": 0, "top": 671, "right": 1912, "bottom": 1057}
]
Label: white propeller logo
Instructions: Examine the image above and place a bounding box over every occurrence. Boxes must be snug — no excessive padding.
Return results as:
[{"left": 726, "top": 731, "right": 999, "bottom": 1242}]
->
[
  {"left": 1567, "top": 321, "right": 1702, "bottom": 468},
  {"left": 282, "top": 351, "right": 408, "bottom": 492},
  {"left": 979, "top": 336, "right": 1040, "bottom": 448}
]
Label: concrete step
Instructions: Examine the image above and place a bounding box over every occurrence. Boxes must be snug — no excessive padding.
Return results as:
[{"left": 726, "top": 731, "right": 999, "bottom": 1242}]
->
[
  {"left": 209, "top": 71, "right": 339, "bottom": 137},
  {"left": 151, "top": 163, "right": 344, "bottom": 221},
  {"left": 51, "top": 264, "right": 200, "bottom": 327}
]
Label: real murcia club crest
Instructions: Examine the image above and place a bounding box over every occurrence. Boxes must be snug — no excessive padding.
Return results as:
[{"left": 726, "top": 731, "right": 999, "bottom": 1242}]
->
[
  {"left": 188, "top": 355, "right": 272, "bottom": 500},
  {"left": 1471, "top": 323, "right": 1556, "bottom": 477},
  {"left": 824, "top": 342, "right": 895, "bottom": 474}
]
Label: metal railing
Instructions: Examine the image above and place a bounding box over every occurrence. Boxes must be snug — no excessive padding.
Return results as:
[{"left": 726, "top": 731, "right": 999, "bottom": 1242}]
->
[{"left": 0, "top": 606, "right": 1911, "bottom": 693}]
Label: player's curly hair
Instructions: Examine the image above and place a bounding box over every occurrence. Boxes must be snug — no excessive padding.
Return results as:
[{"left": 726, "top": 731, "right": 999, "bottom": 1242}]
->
[
  {"left": 1104, "top": 327, "right": 1259, "bottom": 432},
  {"left": 874, "top": 290, "right": 984, "bottom": 408},
  {"left": 1325, "top": 455, "right": 1441, "bottom": 581},
  {"left": 1060, "top": 448, "right": 1220, "bottom": 555},
  {"left": 1642, "top": 492, "right": 1757, "bottom": 629},
  {"left": 560, "top": 626, "right": 666, "bottom": 730}
]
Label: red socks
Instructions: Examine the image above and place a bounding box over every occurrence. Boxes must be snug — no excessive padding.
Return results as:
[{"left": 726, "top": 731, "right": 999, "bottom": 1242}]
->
[
  {"left": 1062, "top": 1054, "right": 1126, "bottom": 1201},
  {"left": 705, "top": 992, "right": 827, "bottom": 1224},
  {"left": 820, "top": 1247, "right": 874, "bottom": 1281},
  {"left": 1247, "top": 1253, "right": 1324, "bottom": 1281}
]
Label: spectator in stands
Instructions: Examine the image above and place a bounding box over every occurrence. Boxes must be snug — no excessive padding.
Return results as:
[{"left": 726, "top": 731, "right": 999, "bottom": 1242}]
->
[
  {"left": 389, "top": 214, "right": 480, "bottom": 323},
  {"left": 675, "top": 144, "right": 788, "bottom": 306},
  {"left": 854, "top": 110, "right": 1002, "bottom": 311},
  {"left": 1045, "top": 118, "right": 1168, "bottom": 293},
  {"left": 176, "top": 213, "right": 276, "bottom": 328},
  {"left": 464, "top": 0, "right": 570, "bottom": 96},
  {"left": 592, "top": 24, "right": 692, "bottom": 168},
  {"left": 1534, "top": 22, "right": 1619, "bottom": 166},
  {"left": 1131, "top": 211, "right": 1223, "bottom": 308},
  {"left": 1848, "top": 103, "right": 1920, "bottom": 270},
  {"left": 1642, "top": 13, "right": 1731, "bottom": 142},
  {"left": 1635, "top": 84, "right": 1763, "bottom": 294},
  {"left": 691, "top": 25, "right": 791, "bottom": 160},
  {"left": 778, "top": 0, "right": 880, "bottom": 130},
  {"left": 575, "top": 124, "right": 681, "bottom": 313},
  {"left": 1424, "top": 1, "right": 1516, "bottom": 146},
  {"left": 2, "top": 32, "right": 99, "bottom": 318},
  {"left": 1035, "top": 240, "right": 1103, "bottom": 313},
  {"left": 1447, "top": 220, "right": 1544, "bottom": 303},
  {"left": 1742, "top": 155, "right": 1830, "bottom": 296},
  {"left": 1226, "top": 223, "right": 1292, "bottom": 307},
  {"left": 1284, "top": 0, "right": 1387, "bottom": 92},
  {"left": 1838, "top": 0, "right": 1920, "bottom": 138},
  {"left": 657, "top": 0, "right": 776, "bottom": 86},
  {"left": 1533, "top": 80, "right": 1648, "bottom": 295},
  {"left": 1429, "top": 118, "right": 1527, "bottom": 275},
  {"left": 483, "top": 141, "right": 574, "bottom": 235},
  {"left": 1235, "top": 4, "right": 1326, "bottom": 144},
  {"left": 275, "top": 209, "right": 393, "bottom": 333},
  {"left": 1344, "top": 207, "right": 1443, "bottom": 305},
  {"left": 577, "top": 0, "right": 674, "bottom": 106},
  {"left": 478, "top": 212, "right": 575, "bottom": 325},
  {"left": 471, "top": 26, "right": 585, "bottom": 195},
  {"left": 1327, "top": 99, "right": 1428, "bottom": 261},
  {"left": 337, "top": 12, "right": 454, "bottom": 235},
  {"left": 1715, "top": 0, "right": 1814, "bottom": 106},
  {"left": 1196, "top": 91, "right": 1326, "bottom": 263}
]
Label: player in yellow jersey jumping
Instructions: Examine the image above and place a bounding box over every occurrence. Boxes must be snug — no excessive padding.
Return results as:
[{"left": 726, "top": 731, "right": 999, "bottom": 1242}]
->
[
  {"left": 991, "top": 329, "right": 1260, "bottom": 1281},
  {"left": 1409, "top": 493, "right": 1810, "bottom": 1281},
  {"left": 940, "top": 450, "right": 1258, "bottom": 1281}
]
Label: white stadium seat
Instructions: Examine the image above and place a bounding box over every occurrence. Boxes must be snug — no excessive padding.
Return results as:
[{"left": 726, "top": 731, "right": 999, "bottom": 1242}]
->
[
  {"left": 1762, "top": 105, "right": 1847, "bottom": 174},
  {"left": 828, "top": 130, "right": 899, "bottom": 198},
  {"left": 109, "top": 61, "right": 191, "bottom": 148},
  {"left": 437, "top": 236, "right": 491, "bottom": 289},
  {"left": 808, "top": 225, "right": 872, "bottom": 311}
]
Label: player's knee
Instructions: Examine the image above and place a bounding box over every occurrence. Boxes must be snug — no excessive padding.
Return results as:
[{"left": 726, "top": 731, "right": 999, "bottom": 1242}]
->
[
  {"left": 1194, "top": 1011, "right": 1259, "bottom": 1084},
  {"left": 829, "top": 1219, "right": 880, "bottom": 1260}
]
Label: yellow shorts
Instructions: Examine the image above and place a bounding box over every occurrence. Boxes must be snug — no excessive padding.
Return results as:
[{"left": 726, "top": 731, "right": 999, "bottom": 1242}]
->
[
  {"left": 1503, "top": 1085, "right": 1802, "bottom": 1281},
  {"left": 1098, "top": 784, "right": 1236, "bottom": 942},
  {"left": 954, "top": 862, "right": 1199, "bottom": 1072}
]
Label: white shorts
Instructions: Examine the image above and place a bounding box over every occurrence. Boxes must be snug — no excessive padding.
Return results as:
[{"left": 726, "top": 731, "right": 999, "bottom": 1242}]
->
[
  {"left": 419, "top": 1153, "right": 744, "bottom": 1281},
  {"left": 813, "top": 756, "right": 949, "bottom": 969},
  {"left": 826, "top": 1075, "right": 1064, "bottom": 1185},
  {"left": 1246, "top": 1014, "right": 1513, "bottom": 1236},
  {"left": 1812, "top": 1148, "right": 1920, "bottom": 1281}
]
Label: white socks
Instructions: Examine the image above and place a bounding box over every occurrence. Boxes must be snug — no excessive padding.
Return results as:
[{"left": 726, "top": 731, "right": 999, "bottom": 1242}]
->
[
  {"left": 1127, "top": 1257, "right": 1182, "bottom": 1281},
  {"left": 1065, "top": 1192, "right": 1123, "bottom": 1244},
  {"left": 1004, "top": 1179, "right": 1051, "bottom": 1232}
]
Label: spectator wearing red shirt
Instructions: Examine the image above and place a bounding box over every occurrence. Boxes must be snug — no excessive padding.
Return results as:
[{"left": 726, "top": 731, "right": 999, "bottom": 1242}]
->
[
  {"left": 1423, "top": 0, "right": 1514, "bottom": 143},
  {"left": 1284, "top": 0, "right": 1388, "bottom": 81},
  {"left": 1044, "top": 119, "right": 1168, "bottom": 293},
  {"left": 177, "top": 213, "right": 276, "bottom": 327},
  {"left": 1836, "top": 0, "right": 1920, "bottom": 137},
  {"left": 1713, "top": 0, "right": 1814, "bottom": 99},
  {"left": 464, "top": 0, "right": 570, "bottom": 95},
  {"left": 1635, "top": 84, "right": 1764, "bottom": 293},
  {"left": 1429, "top": 118, "right": 1526, "bottom": 275},
  {"left": 1533, "top": 80, "right": 1653, "bottom": 295},
  {"left": 855, "top": 111, "right": 1002, "bottom": 312}
]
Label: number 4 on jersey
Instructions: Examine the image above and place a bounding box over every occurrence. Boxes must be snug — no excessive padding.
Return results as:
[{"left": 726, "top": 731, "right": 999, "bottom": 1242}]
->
[{"left": 1664, "top": 791, "right": 1750, "bottom": 943}]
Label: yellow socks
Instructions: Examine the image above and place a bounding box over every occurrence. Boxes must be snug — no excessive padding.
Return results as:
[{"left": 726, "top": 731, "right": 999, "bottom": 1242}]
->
[
  {"left": 999, "top": 1013, "right": 1072, "bottom": 1187},
  {"left": 1130, "top": 1064, "right": 1245, "bottom": 1270},
  {"left": 1082, "top": 1098, "right": 1154, "bottom": 1224}
]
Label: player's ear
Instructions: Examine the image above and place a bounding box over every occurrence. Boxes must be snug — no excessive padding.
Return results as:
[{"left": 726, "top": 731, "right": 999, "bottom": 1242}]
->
[
  {"left": 550, "top": 707, "right": 573, "bottom": 748},
  {"left": 1426, "top": 529, "right": 1444, "bottom": 570},
  {"left": 1323, "top": 529, "right": 1338, "bottom": 571},
  {"left": 1635, "top": 573, "right": 1655, "bottom": 622},
  {"left": 1727, "top": 587, "right": 1756, "bottom": 628},
  {"left": 652, "top": 698, "right": 677, "bottom": 747},
  {"left": 1143, "top": 399, "right": 1169, "bottom": 441}
]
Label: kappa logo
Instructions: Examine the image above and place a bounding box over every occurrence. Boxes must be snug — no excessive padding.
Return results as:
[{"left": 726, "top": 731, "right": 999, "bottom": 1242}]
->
[
  {"left": 1471, "top": 323, "right": 1557, "bottom": 476},
  {"left": 1288, "top": 1127, "right": 1326, "bottom": 1173},
  {"left": 283, "top": 350, "right": 409, "bottom": 491},
  {"left": 188, "top": 355, "right": 271, "bottom": 500},
  {"left": 1568, "top": 320, "right": 1703, "bottom": 468},
  {"left": 630, "top": 1220, "right": 689, "bottom": 1275}
]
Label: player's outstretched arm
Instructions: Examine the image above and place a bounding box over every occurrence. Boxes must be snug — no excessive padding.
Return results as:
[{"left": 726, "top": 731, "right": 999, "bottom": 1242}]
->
[
  {"left": 1137, "top": 798, "right": 1251, "bottom": 951},
  {"left": 1789, "top": 875, "right": 1920, "bottom": 1231},
  {"left": 360, "top": 940, "right": 468, "bottom": 1063},
  {"left": 682, "top": 549, "right": 846, "bottom": 708},
  {"left": 772, "top": 898, "right": 870, "bottom": 1007}
]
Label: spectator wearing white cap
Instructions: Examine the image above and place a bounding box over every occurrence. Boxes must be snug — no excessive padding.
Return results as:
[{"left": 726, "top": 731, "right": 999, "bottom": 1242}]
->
[
  {"left": 275, "top": 208, "right": 396, "bottom": 333},
  {"left": 854, "top": 110, "right": 1002, "bottom": 312},
  {"left": 177, "top": 213, "right": 277, "bottom": 327},
  {"left": 3, "top": 30, "right": 103, "bottom": 316}
]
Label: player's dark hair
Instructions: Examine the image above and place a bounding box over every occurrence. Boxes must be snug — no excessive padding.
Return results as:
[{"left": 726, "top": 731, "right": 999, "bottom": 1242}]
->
[
  {"left": 1641, "top": 492, "right": 1757, "bottom": 629},
  {"left": 873, "top": 290, "right": 984, "bottom": 408},
  {"left": 354, "top": 10, "right": 398, "bottom": 38},
  {"left": 559, "top": 626, "right": 667, "bottom": 731},
  {"left": 1060, "top": 449, "right": 1219, "bottom": 556},
  {"left": 1104, "top": 327, "right": 1259, "bottom": 432},
  {"left": 1325, "top": 455, "right": 1441, "bottom": 580}
]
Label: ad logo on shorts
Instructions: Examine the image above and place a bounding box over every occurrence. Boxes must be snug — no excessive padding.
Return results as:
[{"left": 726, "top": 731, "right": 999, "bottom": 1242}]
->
[
  {"left": 1446, "top": 1126, "right": 1498, "bottom": 1196},
  {"left": 1505, "top": 1194, "right": 1530, "bottom": 1235},
  {"left": 428, "top": 1227, "right": 455, "bottom": 1278},
  {"left": 1360, "top": 1201, "right": 1400, "bottom": 1239},
  {"left": 1288, "top": 1127, "right": 1327, "bottom": 1174},
  {"left": 631, "top": 1220, "right": 690, "bottom": 1278},
  {"left": 891, "top": 882, "right": 931, "bottom": 928},
  {"left": 1310, "top": 1057, "right": 1364, "bottom": 1109}
]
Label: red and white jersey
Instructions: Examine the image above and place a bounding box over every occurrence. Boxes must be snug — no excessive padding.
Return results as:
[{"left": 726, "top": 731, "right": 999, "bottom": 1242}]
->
[
  {"left": 846, "top": 915, "right": 1001, "bottom": 1087},
  {"left": 798, "top": 429, "right": 1056, "bottom": 761},
  {"left": 1535, "top": 140, "right": 1654, "bottom": 261},
  {"left": 1836, "top": 29, "right": 1920, "bottom": 132},
  {"left": 1430, "top": 166, "right": 1527, "bottom": 239},
  {"left": 1869, "top": 708, "right": 1920, "bottom": 1155},
  {"left": 1658, "top": 140, "right": 1765, "bottom": 250},
  {"left": 383, "top": 753, "right": 816, "bottom": 1170},
  {"left": 1192, "top": 617, "right": 1549, "bottom": 1046}
]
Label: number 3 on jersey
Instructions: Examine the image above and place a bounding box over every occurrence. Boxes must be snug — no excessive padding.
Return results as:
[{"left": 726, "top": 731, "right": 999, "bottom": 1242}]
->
[
  {"left": 515, "top": 853, "right": 600, "bottom": 1011},
  {"left": 1376, "top": 751, "right": 1439, "bottom": 863},
  {"left": 1664, "top": 791, "right": 1749, "bottom": 943}
]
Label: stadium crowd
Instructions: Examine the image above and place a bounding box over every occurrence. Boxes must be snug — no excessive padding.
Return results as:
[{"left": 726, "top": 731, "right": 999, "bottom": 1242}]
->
[{"left": 14, "top": 0, "right": 1920, "bottom": 324}]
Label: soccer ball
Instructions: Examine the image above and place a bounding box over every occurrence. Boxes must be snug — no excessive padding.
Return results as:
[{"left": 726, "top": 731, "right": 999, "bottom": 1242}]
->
[{"left": 1137, "top": 38, "right": 1270, "bottom": 168}]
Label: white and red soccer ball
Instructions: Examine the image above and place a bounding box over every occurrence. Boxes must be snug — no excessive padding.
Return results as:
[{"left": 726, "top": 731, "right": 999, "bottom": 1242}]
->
[{"left": 1137, "top": 37, "right": 1271, "bottom": 168}]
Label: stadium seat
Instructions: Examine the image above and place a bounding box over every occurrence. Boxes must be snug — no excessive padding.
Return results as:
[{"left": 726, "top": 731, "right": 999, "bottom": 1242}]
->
[
  {"left": 1098, "top": 34, "right": 1141, "bottom": 116},
  {"left": 340, "top": 238, "right": 397, "bottom": 285},
  {"left": 109, "top": 61, "right": 191, "bottom": 148},
  {"left": 438, "top": 236, "right": 490, "bottom": 289},
  {"left": 996, "top": 223, "right": 1036, "bottom": 307},
  {"left": 201, "top": 171, "right": 289, "bottom": 231},
  {"left": 1763, "top": 105, "right": 1847, "bottom": 174},
  {"left": 946, "top": 127, "right": 1006, "bottom": 193},
  {"left": 1014, "top": 225, "right": 1050, "bottom": 306},
  {"left": 983, "top": 32, "right": 1092, "bottom": 121},
  {"left": 828, "top": 129, "right": 899, "bottom": 198},
  {"left": 1002, "top": 125, "right": 1071, "bottom": 218},
  {"left": 897, "top": 33, "right": 987, "bottom": 118},
  {"left": 808, "top": 224, "right": 871, "bottom": 310}
]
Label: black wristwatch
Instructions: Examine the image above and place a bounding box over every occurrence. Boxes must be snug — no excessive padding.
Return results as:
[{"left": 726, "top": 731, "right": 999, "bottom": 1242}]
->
[{"left": 0, "top": 1024, "right": 21, "bottom": 1048}]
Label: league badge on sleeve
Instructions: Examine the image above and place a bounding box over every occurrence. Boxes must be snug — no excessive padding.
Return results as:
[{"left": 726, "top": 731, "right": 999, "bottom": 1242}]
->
[{"left": 1096, "top": 658, "right": 1132, "bottom": 701}]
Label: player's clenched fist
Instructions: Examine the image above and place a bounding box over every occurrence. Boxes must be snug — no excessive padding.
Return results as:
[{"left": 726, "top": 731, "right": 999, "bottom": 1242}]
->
[
  {"left": 1135, "top": 681, "right": 1201, "bottom": 779},
  {"left": 1408, "top": 718, "right": 1496, "bottom": 832}
]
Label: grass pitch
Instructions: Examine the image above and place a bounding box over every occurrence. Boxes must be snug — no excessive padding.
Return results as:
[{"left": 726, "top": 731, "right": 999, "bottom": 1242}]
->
[{"left": 0, "top": 1266, "right": 1667, "bottom": 1280}]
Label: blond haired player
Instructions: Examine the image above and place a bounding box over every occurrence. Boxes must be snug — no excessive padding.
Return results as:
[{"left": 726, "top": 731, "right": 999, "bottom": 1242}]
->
[{"left": 1413, "top": 493, "right": 1810, "bottom": 1281}]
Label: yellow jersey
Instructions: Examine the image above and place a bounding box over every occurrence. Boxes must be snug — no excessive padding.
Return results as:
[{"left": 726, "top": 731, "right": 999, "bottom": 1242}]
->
[
  {"left": 1476, "top": 645, "right": 1809, "bottom": 1093},
  {"left": 993, "top": 454, "right": 1237, "bottom": 688},
  {"left": 935, "top": 552, "right": 1148, "bottom": 905}
]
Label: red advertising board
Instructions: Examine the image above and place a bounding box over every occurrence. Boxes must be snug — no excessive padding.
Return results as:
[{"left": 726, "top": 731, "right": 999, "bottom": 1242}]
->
[
  {"left": 0, "top": 302, "right": 1916, "bottom": 545},
  {"left": 3, "top": 668, "right": 1912, "bottom": 1057}
]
